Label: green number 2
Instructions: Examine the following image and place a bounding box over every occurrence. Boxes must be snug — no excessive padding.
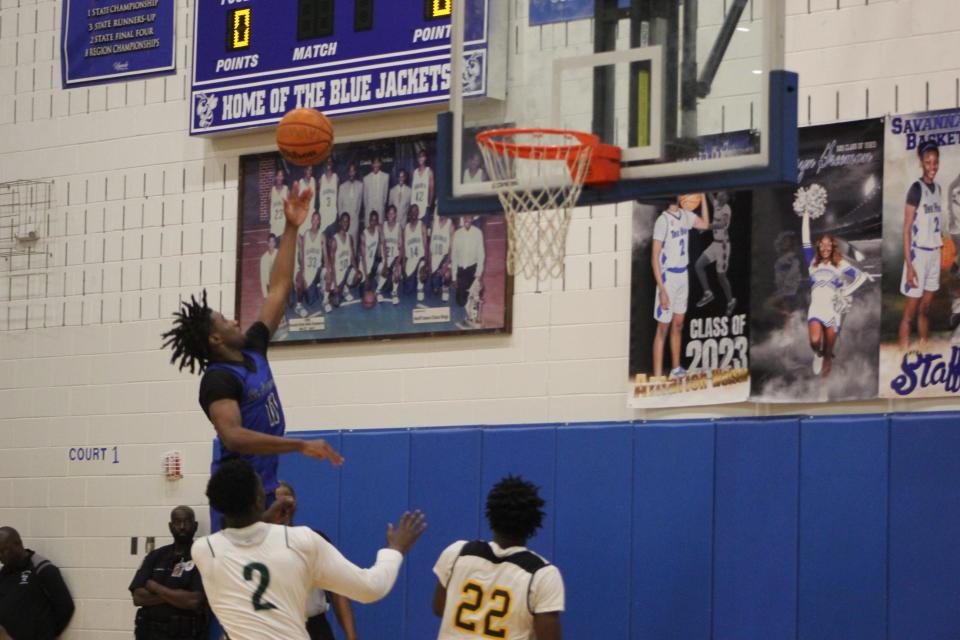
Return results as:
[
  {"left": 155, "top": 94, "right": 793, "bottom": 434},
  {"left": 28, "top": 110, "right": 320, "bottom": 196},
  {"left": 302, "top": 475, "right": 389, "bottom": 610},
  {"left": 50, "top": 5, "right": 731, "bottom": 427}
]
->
[{"left": 243, "top": 562, "right": 277, "bottom": 611}]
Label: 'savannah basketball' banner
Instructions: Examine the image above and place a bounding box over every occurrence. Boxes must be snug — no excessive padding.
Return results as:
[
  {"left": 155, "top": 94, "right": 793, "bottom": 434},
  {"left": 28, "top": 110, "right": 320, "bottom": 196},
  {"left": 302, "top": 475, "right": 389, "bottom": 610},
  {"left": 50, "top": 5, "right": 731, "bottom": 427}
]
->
[
  {"left": 880, "top": 109, "right": 960, "bottom": 398},
  {"left": 750, "top": 119, "right": 884, "bottom": 402},
  {"left": 628, "top": 192, "right": 752, "bottom": 408}
]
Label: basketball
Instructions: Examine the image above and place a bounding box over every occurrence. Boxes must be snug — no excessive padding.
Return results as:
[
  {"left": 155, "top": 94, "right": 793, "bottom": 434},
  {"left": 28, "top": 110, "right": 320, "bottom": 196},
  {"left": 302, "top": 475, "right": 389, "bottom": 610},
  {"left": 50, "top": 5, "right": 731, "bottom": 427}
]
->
[
  {"left": 942, "top": 234, "right": 957, "bottom": 271},
  {"left": 276, "top": 108, "right": 334, "bottom": 166},
  {"left": 362, "top": 289, "right": 377, "bottom": 309},
  {"left": 679, "top": 193, "right": 702, "bottom": 211}
]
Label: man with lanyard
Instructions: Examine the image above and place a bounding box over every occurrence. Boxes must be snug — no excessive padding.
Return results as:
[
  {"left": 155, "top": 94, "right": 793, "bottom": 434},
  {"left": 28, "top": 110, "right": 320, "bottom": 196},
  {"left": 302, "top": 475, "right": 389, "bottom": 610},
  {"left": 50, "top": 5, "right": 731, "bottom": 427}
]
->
[
  {"left": 162, "top": 181, "right": 343, "bottom": 524},
  {"left": 130, "top": 507, "right": 208, "bottom": 640}
]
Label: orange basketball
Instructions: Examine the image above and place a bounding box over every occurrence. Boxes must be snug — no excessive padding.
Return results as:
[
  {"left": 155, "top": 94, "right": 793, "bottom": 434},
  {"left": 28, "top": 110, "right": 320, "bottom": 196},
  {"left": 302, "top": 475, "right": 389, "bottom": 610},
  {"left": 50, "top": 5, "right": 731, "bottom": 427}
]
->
[
  {"left": 679, "top": 193, "right": 702, "bottom": 211},
  {"left": 276, "top": 108, "right": 334, "bottom": 166},
  {"left": 941, "top": 234, "right": 957, "bottom": 271}
]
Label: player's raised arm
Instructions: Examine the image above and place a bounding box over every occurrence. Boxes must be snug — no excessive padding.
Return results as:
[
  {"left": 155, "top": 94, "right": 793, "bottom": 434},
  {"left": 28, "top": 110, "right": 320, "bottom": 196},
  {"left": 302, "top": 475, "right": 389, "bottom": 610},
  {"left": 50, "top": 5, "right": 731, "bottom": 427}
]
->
[
  {"left": 259, "top": 180, "right": 313, "bottom": 335},
  {"left": 692, "top": 193, "right": 710, "bottom": 230}
]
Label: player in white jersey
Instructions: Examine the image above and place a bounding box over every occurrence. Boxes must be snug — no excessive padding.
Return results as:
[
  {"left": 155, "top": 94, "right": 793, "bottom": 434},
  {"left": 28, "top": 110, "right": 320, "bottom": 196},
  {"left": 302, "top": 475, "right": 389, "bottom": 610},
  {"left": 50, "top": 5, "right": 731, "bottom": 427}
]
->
[
  {"left": 411, "top": 150, "right": 434, "bottom": 223},
  {"left": 380, "top": 205, "right": 403, "bottom": 305},
  {"left": 403, "top": 204, "right": 428, "bottom": 302},
  {"left": 429, "top": 214, "right": 454, "bottom": 303},
  {"left": 338, "top": 163, "right": 363, "bottom": 242},
  {"left": 389, "top": 169, "right": 412, "bottom": 227},
  {"left": 297, "top": 212, "right": 332, "bottom": 314},
  {"left": 269, "top": 170, "right": 289, "bottom": 239},
  {"left": 462, "top": 152, "right": 488, "bottom": 184},
  {"left": 260, "top": 234, "right": 278, "bottom": 299},
  {"left": 317, "top": 159, "right": 340, "bottom": 237},
  {"left": 363, "top": 157, "right": 389, "bottom": 229},
  {"left": 193, "top": 459, "right": 426, "bottom": 640},
  {"left": 432, "top": 475, "right": 563, "bottom": 640},
  {"left": 694, "top": 192, "right": 737, "bottom": 315},
  {"left": 899, "top": 141, "right": 943, "bottom": 351},
  {"left": 802, "top": 212, "right": 867, "bottom": 377},
  {"left": 296, "top": 165, "right": 318, "bottom": 237},
  {"left": 451, "top": 216, "right": 485, "bottom": 328},
  {"left": 651, "top": 196, "right": 710, "bottom": 378},
  {"left": 947, "top": 173, "right": 960, "bottom": 341},
  {"left": 360, "top": 210, "right": 383, "bottom": 302},
  {"left": 330, "top": 213, "right": 361, "bottom": 307}
]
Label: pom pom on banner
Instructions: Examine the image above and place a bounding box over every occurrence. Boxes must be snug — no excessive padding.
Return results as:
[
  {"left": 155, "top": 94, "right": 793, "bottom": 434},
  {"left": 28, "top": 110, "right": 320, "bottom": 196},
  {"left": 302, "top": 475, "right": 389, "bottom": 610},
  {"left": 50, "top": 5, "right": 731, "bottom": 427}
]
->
[{"left": 793, "top": 183, "right": 828, "bottom": 219}]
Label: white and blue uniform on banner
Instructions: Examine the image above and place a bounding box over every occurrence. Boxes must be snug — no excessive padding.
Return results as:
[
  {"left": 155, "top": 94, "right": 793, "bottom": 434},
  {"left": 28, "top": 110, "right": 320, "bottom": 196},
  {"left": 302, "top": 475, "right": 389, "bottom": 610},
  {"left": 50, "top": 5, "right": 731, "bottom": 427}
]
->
[
  {"left": 804, "top": 246, "right": 864, "bottom": 330},
  {"left": 653, "top": 208, "right": 697, "bottom": 322},
  {"left": 901, "top": 178, "right": 943, "bottom": 297}
]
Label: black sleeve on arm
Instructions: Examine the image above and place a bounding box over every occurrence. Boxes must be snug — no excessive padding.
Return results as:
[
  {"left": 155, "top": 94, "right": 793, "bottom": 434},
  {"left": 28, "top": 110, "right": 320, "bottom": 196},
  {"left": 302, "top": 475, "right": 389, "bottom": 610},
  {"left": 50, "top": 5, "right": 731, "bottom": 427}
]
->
[
  {"left": 199, "top": 370, "right": 244, "bottom": 416},
  {"left": 129, "top": 550, "right": 157, "bottom": 592},
  {"left": 245, "top": 321, "right": 271, "bottom": 355},
  {"left": 36, "top": 564, "right": 75, "bottom": 636},
  {"left": 906, "top": 181, "right": 922, "bottom": 207}
]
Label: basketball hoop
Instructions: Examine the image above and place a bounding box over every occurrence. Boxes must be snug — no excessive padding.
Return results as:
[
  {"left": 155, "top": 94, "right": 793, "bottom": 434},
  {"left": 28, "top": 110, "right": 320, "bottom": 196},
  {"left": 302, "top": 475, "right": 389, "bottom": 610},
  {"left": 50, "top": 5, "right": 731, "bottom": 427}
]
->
[{"left": 476, "top": 128, "right": 620, "bottom": 281}]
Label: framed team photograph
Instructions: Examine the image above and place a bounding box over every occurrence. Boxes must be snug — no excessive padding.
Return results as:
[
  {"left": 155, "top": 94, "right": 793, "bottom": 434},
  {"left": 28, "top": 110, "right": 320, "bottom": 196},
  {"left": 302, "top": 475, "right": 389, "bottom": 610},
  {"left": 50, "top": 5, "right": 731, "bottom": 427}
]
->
[{"left": 235, "top": 133, "right": 512, "bottom": 345}]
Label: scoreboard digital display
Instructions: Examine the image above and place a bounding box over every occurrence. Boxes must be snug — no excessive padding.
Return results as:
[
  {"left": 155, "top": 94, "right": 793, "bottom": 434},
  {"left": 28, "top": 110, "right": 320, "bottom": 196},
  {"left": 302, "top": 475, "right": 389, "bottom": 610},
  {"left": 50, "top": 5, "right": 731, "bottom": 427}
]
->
[{"left": 190, "top": 0, "right": 489, "bottom": 134}]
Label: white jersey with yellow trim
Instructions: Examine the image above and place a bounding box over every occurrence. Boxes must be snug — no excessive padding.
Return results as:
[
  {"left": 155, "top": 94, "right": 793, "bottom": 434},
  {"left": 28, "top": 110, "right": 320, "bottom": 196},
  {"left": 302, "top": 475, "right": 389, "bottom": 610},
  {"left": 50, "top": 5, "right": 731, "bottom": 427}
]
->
[
  {"left": 301, "top": 229, "right": 326, "bottom": 281},
  {"left": 433, "top": 540, "right": 564, "bottom": 640},
  {"left": 382, "top": 221, "right": 402, "bottom": 268},
  {"left": 333, "top": 233, "right": 353, "bottom": 284},
  {"left": 431, "top": 217, "right": 453, "bottom": 271},
  {"left": 362, "top": 226, "right": 381, "bottom": 274},
  {"left": 404, "top": 220, "right": 425, "bottom": 276},
  {"left": 269, "top": 185, "right": 288, "bottom": 238},
  {"left": 192, "top": 523, "right": 402, "bottom": 640},
  {"left": 412, "top": 166, "right": 433, "bottom": 212},
  {"left": 318, "top": 173, "right": 339, "bottom": 231}
]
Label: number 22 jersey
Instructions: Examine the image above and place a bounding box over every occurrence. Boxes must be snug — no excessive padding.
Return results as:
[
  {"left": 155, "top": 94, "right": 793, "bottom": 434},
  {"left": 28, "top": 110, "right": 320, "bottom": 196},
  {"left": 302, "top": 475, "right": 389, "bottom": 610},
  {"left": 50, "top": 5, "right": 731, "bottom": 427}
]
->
[{"left": 434, "top": 540, "right": 564, "bottom": 640}]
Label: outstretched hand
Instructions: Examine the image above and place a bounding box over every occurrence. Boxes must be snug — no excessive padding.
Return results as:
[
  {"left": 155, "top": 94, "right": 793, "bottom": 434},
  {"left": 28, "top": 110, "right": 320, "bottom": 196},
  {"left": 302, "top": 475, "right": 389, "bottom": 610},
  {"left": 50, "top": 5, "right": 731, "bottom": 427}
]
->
[
  {"left": 386, "top": 510, "right": 427, "bottom": 555},
  {"left": 284, "top": 180, "right": 314, "bottom": 229},
  {"left": 301, "top": 438, "right": 345, "bottom": 466}
]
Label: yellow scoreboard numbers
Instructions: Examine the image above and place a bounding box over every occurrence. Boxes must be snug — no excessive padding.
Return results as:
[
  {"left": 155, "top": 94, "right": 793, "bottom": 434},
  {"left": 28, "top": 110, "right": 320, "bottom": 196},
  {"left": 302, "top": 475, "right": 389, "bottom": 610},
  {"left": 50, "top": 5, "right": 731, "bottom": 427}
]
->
[
  {"left": 425, "top": 0, "right": 452, "bottom": 20},
  {"left": 228, "top": 7, "right": 252, "bottom": 50}
]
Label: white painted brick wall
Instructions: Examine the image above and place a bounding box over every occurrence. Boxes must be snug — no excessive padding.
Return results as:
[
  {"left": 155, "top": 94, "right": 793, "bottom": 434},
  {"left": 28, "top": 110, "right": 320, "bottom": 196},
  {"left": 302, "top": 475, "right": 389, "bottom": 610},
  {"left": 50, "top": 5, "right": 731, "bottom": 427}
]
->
[{"left": 2, "top": 0, "right": 960, "bottom": 636}]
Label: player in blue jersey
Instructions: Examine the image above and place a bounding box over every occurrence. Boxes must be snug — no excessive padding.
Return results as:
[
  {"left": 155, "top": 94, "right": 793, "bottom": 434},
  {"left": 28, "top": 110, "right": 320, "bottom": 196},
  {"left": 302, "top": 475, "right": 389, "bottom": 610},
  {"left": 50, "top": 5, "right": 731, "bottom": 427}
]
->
[
  {"left": 162, "top": 181, "right": 343, "bottom": 514},
  {"left": 899, "top": 140, "right": 943, "bottom": 352}
]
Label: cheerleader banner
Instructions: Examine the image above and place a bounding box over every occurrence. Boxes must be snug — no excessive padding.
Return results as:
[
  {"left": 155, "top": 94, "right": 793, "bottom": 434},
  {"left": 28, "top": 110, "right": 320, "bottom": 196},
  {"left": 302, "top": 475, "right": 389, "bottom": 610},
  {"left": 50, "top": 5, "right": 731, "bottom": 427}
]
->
[
  {"left": 879, "top": 109, "right": 960, "bottom": 398},
  {"left": 628, "top": 193, "right": 752, "bottom": 408},
  {"left": 749, "top": 119, "right": 884, "bottom": 402}
]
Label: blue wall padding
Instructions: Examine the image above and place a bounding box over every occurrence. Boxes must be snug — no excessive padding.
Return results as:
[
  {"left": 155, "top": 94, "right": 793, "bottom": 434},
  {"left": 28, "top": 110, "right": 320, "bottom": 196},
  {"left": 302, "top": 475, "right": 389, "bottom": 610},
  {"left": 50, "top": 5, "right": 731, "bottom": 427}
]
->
[
  {"left": 798, "top": 416, "right": 887, "bottom": 640},
  {"left": 479, "top": 426, "right": 557, "bottom": 558},
  {"left": 554, "top": 424, "right": 634, "bottom": 640},
  {"left": 631, "top": 422, "right": 715, "bottom": 640},
  {"left": 268, "top": 411, "right": 960, "bottom": 640},
  {"left": 405, "top": 428, "right": 483, "bottom": 639},
  {"left": 713, "top": 418, "right": 799, "bottom": 640},
  {"left": 889, "top": 412, "right": 960, "bottom": 639}
]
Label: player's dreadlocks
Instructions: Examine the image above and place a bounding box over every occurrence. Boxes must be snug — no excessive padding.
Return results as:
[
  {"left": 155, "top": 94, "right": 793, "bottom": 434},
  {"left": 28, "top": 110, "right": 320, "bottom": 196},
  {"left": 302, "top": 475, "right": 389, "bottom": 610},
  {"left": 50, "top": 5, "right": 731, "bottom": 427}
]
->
[
  {"left": 206, "top": 458, "right": 260, "bottom": 517},
  {"left": 485, "top": 475, "right": 546, "bottom": 541},
  {"left": 161, "top": 290, "right": 214, "bottom": 374}
]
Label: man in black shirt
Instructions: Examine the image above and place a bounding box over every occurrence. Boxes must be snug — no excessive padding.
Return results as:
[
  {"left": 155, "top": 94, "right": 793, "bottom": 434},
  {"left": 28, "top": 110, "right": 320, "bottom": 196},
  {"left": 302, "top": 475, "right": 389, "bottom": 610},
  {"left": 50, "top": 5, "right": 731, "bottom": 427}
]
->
[
  {"left": 162, "top": 179, "right": 342, "bottom": 511},
  {"left": 0, "top": 527, "right": 75, "bottom": 639},
  {"left": 130, "top": 507, "right": 207, "bottom": 639}
]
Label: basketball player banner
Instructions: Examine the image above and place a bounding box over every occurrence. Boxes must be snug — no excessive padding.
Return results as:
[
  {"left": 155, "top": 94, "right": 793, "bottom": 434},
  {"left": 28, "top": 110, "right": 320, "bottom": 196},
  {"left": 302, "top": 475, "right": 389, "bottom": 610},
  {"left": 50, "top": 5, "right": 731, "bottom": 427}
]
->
[
  {"left": 628, "top": 192, "right": 752, "bottom": 408},
  {"left": 60, "top": 0, "right": 176, "bottom": 88},
  {"left": 750, "top": 119, "right": 884, "bottom": 402},
  {"left": 879, "top": 108, "right": 960, "bottom": 398},
  {"left": 236, "top": 133, "right": 511, "bottom": 345}
]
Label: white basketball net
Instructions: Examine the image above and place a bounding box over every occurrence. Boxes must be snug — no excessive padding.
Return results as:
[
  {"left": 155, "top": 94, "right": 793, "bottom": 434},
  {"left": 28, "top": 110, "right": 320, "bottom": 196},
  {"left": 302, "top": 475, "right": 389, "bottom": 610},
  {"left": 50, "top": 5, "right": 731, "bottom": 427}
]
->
[{"left": 478, "top": 131, "right": 594, "bottom": 281}]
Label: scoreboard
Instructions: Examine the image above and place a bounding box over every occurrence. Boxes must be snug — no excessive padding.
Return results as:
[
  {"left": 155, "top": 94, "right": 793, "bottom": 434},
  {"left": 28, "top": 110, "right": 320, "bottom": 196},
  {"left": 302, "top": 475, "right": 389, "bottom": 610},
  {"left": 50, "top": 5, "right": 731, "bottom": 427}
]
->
[{"left": 190, "top": 0, "right": 490, "bottom": 134}]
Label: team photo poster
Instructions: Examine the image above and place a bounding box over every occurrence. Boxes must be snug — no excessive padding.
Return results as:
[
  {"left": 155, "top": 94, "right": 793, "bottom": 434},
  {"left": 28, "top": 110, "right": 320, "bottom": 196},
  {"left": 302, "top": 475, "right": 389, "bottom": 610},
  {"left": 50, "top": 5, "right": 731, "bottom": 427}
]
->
[
  {"left": 880, "top": 108, "right": 960, "bottom": 398},
  {"left": 628, "top": 193, "right": 751, "bottom": 408},
  {"left": 750, "top": 119, "right": 884, "bottom": 402},
  {"left": 236, "top": 133, "right": 510, "bottom": 344}
]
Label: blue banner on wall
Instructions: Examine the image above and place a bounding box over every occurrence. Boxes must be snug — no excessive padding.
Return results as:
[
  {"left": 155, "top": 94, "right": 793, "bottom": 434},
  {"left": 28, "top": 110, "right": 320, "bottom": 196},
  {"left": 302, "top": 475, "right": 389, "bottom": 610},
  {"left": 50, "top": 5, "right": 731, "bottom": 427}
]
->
[
  {"left": 529, "top": 0, "right": 631, "bottom": 26},
  {"left": 60, "top": 0, "right": 176, "bottom": 88}
]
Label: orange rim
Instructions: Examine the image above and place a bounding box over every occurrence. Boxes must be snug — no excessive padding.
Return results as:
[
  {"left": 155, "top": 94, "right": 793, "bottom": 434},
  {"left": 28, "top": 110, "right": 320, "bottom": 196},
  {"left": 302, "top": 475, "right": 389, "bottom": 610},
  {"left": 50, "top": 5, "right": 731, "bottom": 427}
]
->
[{"left": 476, "top": 128, "right": 599, "bottom": 161}]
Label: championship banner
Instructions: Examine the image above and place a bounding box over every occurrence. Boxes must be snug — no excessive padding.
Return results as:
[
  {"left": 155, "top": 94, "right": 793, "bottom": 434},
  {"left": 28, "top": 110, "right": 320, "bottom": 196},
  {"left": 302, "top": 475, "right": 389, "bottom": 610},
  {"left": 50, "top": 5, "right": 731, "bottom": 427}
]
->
[
  {"left": 60, "top": 0, "right": 176, "bottom": 88},
  {"left": 879, "top": 109, "right": 960, "bottom": 398},
  {"left": 750, "top": 119, "right": 884, "bottom": 402},
  {"left": 628, "top": 193, "right": 751, "bottom": 408}
]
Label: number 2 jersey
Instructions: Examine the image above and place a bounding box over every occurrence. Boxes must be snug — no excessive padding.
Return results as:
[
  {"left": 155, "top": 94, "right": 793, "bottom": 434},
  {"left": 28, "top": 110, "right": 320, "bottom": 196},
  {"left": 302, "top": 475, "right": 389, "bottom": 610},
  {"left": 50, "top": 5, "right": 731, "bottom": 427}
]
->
[
  {"left": 192, "top": 523, "right": 403, "bottom": 640},
  {"left": 433, "top": 540, "right": 564, "bottom": 640},
  {"left": 199, "top": 322, "right": 284, "bottom": 495}
]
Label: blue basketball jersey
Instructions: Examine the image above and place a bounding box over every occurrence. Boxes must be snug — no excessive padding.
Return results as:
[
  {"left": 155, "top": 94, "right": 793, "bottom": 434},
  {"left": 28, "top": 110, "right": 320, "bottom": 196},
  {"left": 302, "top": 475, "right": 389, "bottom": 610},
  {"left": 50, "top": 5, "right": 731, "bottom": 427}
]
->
[{"left": 206, "top": 349, "right": 285, "bottom": 494}]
